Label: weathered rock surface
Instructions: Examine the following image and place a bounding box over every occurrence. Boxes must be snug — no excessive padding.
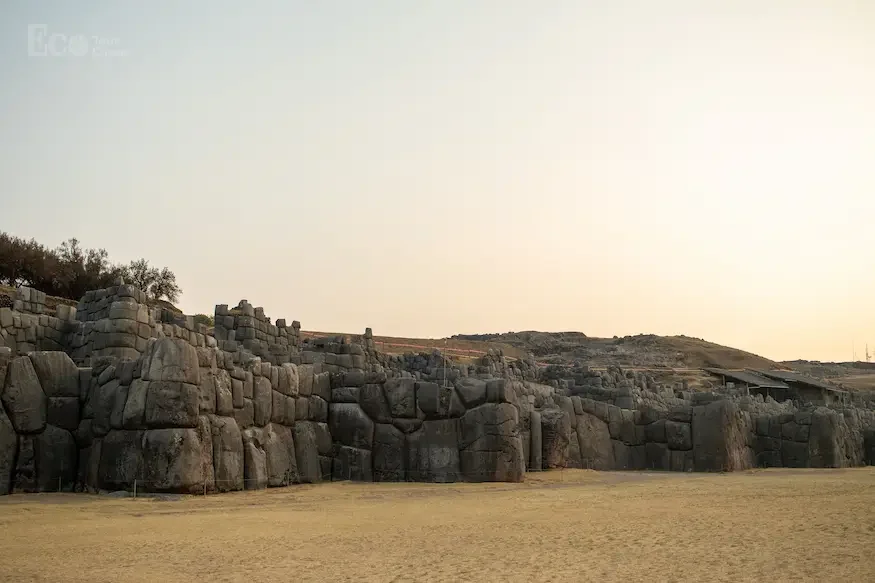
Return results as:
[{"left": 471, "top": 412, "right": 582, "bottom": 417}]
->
[
  {"left": 373, "top": 423, "right": 406, "bottom": 481},
  {"left": 28, "top": 352, "right": 79, "bottom": 397},
  {"left": 145, "top": 381, "right": 198, "bottom": 428},
  {"left": 142, "top": 428, "right": 203, "bottom": 492},
  {"left": 575, "top": 412, "right": 614, "bottom": 470},
  {"left": 0, "top": 405, "right": 17, "bottom": 494},
  {"left": 408, "top": 419, "right": 460, "bottom": 482},
  {"left": 2, "top": 356, "right": 47, "bottom": 433},
  {"left": 242, "top": 427, "right": 268, "bottom": 489},
  {"left": 459, "top": 403, "right": 524, "bottom": 482},
  {"left": 142, "top": 338, "right": 199, "bottom": 385},
  {"left": 209, "top": 414, "right": 243, "bottom": 491},
  {"left": 329, "top": 403, "right": 374, "bottom": 449},
  {"left": 692, "top": 400, "right": 751, "bottom": 472},
  {"left": 455, "top": 378, "right": 487, "bottom": 408},
  {"left": 332, "top": 445, "right": 372, "bottom": 481},
  {"left": 528, "top": 410, "right": 543, "bottom": 470},
  {"left": 262, "top": 423, "right": 298, "bottom": 486},
  {"left": 665, "top": 420, "right": 692, "bottom": 451},
  {"left": 293, "top": 422, "right": 322, "bottom": 483},
  {"left": 383, "top": 378, "right": 416, "bottom": 418},
  {"left": 252, "top": 378, "right": 272, "bottom": 427},
  {"left": 47, "top": 396, "right": 79, "bottom": 431},
  {"left": 541, "top": 409, "right": 571, "bottom": 469},
  {"left": 99, "top": 430, "right": 143, "bottom": 489}
]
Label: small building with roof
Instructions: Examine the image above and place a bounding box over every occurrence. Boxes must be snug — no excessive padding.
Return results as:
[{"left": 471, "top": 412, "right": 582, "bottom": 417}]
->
[
  {"left": 755, "top": 370, "right": 848, "bottom": 406},
  {"left": 704, "top": 368, "right": 791, "bottom": 400}
]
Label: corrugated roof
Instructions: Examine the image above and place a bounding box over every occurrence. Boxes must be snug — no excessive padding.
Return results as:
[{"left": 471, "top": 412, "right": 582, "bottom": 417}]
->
[
  {"left": 704, "top": 368, "right": 790, "bottom": 389},
  {"left": 756, "top": 370, "right": 844, "bottom": 393}
]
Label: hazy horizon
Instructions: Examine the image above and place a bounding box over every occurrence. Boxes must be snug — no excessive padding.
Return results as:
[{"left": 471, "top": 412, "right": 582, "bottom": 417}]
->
[{"left": 2, "top": 1, "right": 873, "bottom": 363}]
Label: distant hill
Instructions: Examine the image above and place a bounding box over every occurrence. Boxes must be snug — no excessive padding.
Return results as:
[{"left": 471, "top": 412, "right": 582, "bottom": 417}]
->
[{"left": 452, "top": 331, "right": 781, "bottom": 370}]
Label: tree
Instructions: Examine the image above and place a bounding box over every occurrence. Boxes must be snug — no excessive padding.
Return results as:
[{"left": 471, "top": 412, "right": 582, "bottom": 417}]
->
[
  {"left": 125, "top": 258, "right": 159, "bottom": 293},
  {"left": 123, "top": 259, "right": 182, "bottom": 303},
  {"left": 0, "top": 231, "right": 183, "bottom": 304},
  {"left": 151, "top": 266, "right": 182, "bottom": 303},
  {"left": 53, "top": 238, "right": 120, "bottom": 299},
  {"left": 193, "top": 313, "right": 214, "bottom": 327},
  {"left": 0, "top": 233, "right": 55, "bottom": 289}
]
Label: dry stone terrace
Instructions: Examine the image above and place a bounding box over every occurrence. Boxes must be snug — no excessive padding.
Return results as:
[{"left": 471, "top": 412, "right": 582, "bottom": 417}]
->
[{"left": 0, "top": 280, "right": 872, "bottom": 495}]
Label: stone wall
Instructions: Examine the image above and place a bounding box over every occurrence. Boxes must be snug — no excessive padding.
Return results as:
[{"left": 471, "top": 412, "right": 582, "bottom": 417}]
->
[
  {"left": 0, "top": 281, "right": 873, "bottom": 496},
  {"left": 213, "top": 300, "right": 300, "bottom": 365}
]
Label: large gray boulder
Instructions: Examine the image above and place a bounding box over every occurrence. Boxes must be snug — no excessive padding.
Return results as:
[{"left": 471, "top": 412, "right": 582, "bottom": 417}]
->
[
  {"left": 47, "top": 397, "right": 80, "bottom": 431},
  {"left": 809, "top": 408, "right": 847, "bottom": 468},
  {"left": 529, "top": 410, "right": 542, "bottom": 470},
  {"left": 359, "top": 384, "right": 392, "bottom": 423},
  {"left": 692, "top": 400, "right": 752, "bottom": 472},
  {"left": 277, "top": 363, "right": 299, "bottom": 397},
  {"left": 77, "top": 440, "right": 101, "bottom": 492},
  {"left": 197, "top": 416, "right": 215, "bottom": 492},
  {"left": 567, "top": 430, "right": 583, "bottom": 468},
  {"left": 2, "top": 356, "right": 47, "bottom": 433},
  {"left": 864, "top": 429, "right": 875, "bottom": 466},
  {"left": 665, "top": 420, "right": 692, "bottom": 450},
  {"left": 407, "top": 418, "right": 460, "bottom": 482},
  {"left": 98, "top": 429, "right": 143, "bottom": 490},
  {"left": 308, "top": 395, "right": 328, "bottom": 423},
  {"left": 782, "top": 439, "right": 809, "bottom": 467},
  {"left": 297, "top": 364, "right": 314, "bottom": 397},
  {"left": 144, "top": 381, "right": 199, "bottom": 428},
  {"left": 312, "top": 371, "right": 330, "bottom": 401},
  {"left": 575, "top": 412, "right": 614, "bottom": 470},
  {"left": 383, "top": 378, "right": 416, "bottom": 418},
  {"left": 122, "top": 379, "right": 148, "bottom": 429},
  {"left": 263, "top": 423, "right": 298, "bottom": 486},
  {"left": 541, "top": 409, "right": 571, "bottom": 469},
  {"left": 12, "top": 436, "right": 37, "bottom": 492},
  {"left": 209, "top": 415, "right": 243, "bottom": 491},
  {"left": 10, "top": 425, "right": 77, "bottom": 493},
  {"left": 416, "top": 382, "right": 464, "bottom": 419},
  {"left": 293, "top": 422, "right": 322, "bottom": 483},
  {"left": 329, "top": 403, "right": 374, "bottom": 449},
  {"left": 0, "top": 405, "right": 16, "bottom": 494},
  {"left": 252, "top": 377, "right": 272, "bottom": 427},
  {"left": 373, "top": 423, "right": 406, "bottom": 481},
  {"left": 89, "top": 379, "right": 120, "bottom": 437},
  {"left": 645, "top": 442, "right": 670, "bottom": 470},
  {"left": 28, "top": 352, "right": 80, "bottom": 397},
  {"left": 455, "top": 378, "right": 487, "bottom": 408},
  {"left": 142, "top": 338, "right": 200, "bottom": 385},
  {"left": 314, "top": 422, "right": 332, "bottom": 456},
  {"left": 197, "top": 371, "right": 217, "bottom": 414},
  {"left": 459, "top": 403, "right": 524, "bottom": 482},
  {"left": 242, "top": 428, "right": 268, "bottom": 489},
  {"left": 332, "top": 445, "right": 372, "bottom": 481},
  {"left": 109, "top": 384, "right": 129, "bottom": 430},
  {"left": 142, "top": 428, "right": 203, "bottom": 493},
  {"left": 271, "top": 391, "right": 290, "bottom": 425},
  {"left": 485, "top": 378, "right": 518, "bottom": 407}
]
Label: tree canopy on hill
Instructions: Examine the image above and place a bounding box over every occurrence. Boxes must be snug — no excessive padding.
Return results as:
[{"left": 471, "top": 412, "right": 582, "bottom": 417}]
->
[{"left": 0, "top": 232, "right": 182, "bottom": 303}]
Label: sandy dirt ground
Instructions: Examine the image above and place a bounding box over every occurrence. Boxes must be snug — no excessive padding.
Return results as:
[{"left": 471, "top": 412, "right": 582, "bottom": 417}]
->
[{"left": 0, "top": 468, "right": 873, "bottom": 582}]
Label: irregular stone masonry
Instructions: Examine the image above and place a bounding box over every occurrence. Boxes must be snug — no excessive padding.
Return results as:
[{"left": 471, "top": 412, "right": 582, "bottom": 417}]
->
[
  {"left": 213, "top": 300, "right": 300, "bottom": 366},
  {"left": 13, "top": 286, "right": 47, "bottom": 315},
  {"left": 0, "top": 280, "right": 873, "bottom": 496},
  {"left": 0, "top": 304, "right": 73, "bottom": 356}
]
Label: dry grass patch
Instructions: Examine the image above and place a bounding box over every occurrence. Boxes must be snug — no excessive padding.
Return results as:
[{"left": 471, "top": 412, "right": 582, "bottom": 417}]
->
[{"left": 0, "top": 469, "right": 873, "bottom": 582}]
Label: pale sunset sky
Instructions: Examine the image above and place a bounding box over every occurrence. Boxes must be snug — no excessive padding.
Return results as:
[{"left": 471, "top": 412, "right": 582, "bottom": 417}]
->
[{"left": 1, "top": 1, "right": 873, "bottom": 362}]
